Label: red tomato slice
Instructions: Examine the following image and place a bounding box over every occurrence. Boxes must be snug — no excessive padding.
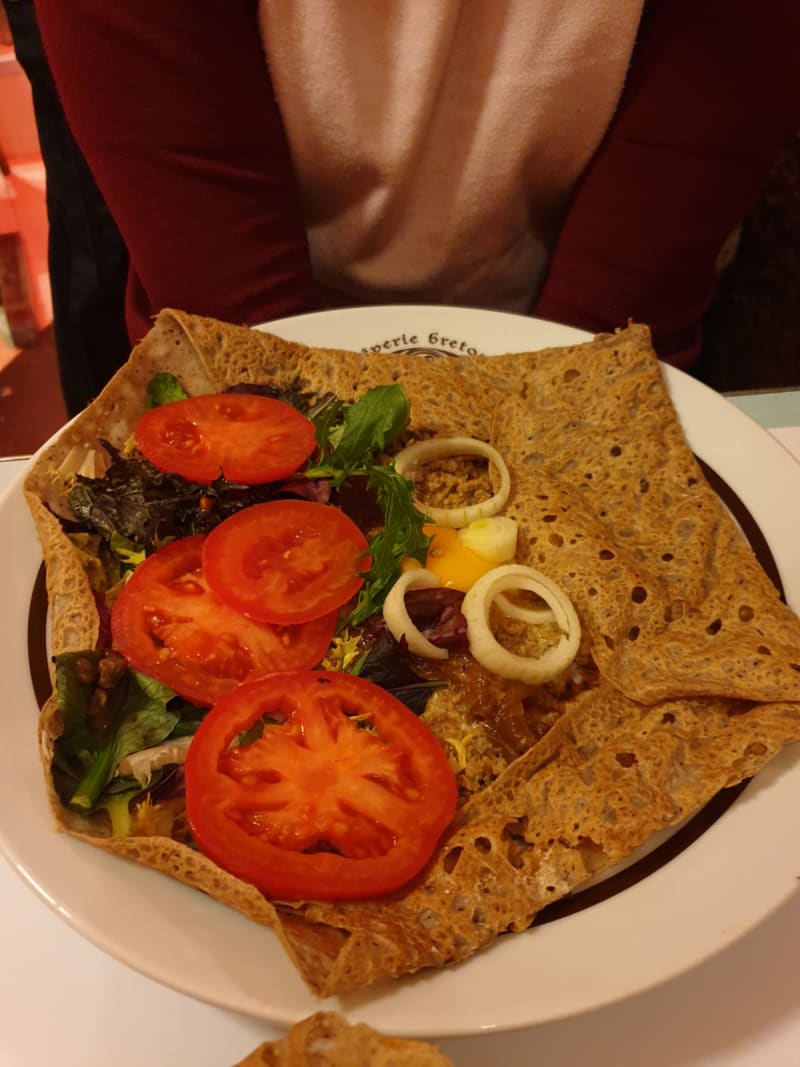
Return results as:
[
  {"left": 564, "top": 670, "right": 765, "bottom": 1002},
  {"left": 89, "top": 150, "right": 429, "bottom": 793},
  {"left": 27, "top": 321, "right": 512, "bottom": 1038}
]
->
[
  {"left": 134, "top": 393, "right": 317, "bottom": 484},
  {"left": 184, "top": 670, "right": 458, "bottom": 901},
  {"left": 111, "top": 536, "right": 336, "bottom": 706},
  {"left": 202, "top": 499, "right": 371, "bottom": 625}
]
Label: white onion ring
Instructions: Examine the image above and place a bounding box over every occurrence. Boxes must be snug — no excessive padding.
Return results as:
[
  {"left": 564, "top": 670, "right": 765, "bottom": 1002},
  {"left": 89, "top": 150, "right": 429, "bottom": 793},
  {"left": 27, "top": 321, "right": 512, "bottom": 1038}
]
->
[
  {"left": 494, "top": 593, "right": 555, "bottom": 626},
  {"left": 383, "top": 569, "right": 449, "bottom": 660},
  {"left": 393, "top": 436, "right": 511, "bottom": 528},
  {"left": 462, "top": 564, "right": 580, "bottom": 683}
]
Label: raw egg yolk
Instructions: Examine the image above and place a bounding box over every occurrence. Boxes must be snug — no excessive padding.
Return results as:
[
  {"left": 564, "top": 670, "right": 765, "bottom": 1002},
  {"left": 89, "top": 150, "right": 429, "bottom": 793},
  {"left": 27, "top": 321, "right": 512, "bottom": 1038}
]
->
[{"left": 403, "top": 524, "right": 497, "bottom": 593}]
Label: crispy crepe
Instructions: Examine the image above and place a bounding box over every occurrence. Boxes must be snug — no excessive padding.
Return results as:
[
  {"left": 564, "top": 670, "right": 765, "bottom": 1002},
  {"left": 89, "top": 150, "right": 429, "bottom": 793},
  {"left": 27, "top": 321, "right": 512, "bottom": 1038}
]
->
[
  {"left": 233, "top": 1012, "right": 452, "bottom": 1066},
  {"left": 24, "top": 310, "right": 800, "bottom": 999}
]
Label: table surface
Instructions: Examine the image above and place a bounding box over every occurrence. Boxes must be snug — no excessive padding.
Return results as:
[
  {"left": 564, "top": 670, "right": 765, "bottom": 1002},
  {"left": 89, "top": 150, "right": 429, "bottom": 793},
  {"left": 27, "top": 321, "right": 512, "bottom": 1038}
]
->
[{"left": 2, "top": 389, "right": 799, "bottom": 1067}]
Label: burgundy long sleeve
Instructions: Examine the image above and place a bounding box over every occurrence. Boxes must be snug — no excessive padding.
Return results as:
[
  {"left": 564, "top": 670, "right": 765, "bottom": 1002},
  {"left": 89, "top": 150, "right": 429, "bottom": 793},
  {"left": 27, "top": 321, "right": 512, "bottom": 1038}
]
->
[
  {"left": 534, "top": 0, "right": 800, "bottom": 366},
  {"left": 36, "top": 1, "right": 800, "bottom": 365},
  {"left": 35, "top": 0, "right": 317, "bottom": 343}
]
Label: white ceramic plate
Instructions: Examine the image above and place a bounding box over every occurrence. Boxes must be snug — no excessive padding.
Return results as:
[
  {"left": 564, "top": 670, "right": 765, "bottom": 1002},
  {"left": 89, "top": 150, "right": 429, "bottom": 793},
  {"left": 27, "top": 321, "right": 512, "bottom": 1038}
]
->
[{"left": 1, "top": 305, "right": 800, "bottom": 1039}]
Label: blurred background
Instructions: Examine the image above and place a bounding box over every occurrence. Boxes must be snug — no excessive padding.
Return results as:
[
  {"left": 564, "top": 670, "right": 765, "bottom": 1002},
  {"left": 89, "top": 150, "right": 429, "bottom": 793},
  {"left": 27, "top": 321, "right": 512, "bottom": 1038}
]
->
[
  {"left": 0, "top": 11, "right": 797, "bottom": 459},
  {"left": 0, "top": 15, "right": 66, "bottom": 457}
]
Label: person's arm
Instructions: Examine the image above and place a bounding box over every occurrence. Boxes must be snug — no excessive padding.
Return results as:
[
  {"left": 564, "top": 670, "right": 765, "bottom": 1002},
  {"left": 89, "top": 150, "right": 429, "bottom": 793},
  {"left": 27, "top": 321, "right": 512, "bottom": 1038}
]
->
[
  {"left": 35, "top": 0, "right": 316, "bottom": 342},
  {"left": 534, "top": 0, "right": 800, "bottom": 367}
]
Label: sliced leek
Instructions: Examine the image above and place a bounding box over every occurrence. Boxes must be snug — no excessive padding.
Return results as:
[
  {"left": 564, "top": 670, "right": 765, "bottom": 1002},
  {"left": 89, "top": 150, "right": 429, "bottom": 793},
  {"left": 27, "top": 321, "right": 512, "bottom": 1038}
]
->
[
  {"left": 457, "top": 516, "right": 518, "bottom": 562},
  {"left": 494, "top": 592, "right": 555, "bottom": 626},
  {"left": 393, "top": 436, "right": 510, "bottom": 528},
  {"left": 462, "top": 564, "right": 580, "bottom": 683},
  {"left": 383, "top": 568, "right": 449, "bottom": 660}
]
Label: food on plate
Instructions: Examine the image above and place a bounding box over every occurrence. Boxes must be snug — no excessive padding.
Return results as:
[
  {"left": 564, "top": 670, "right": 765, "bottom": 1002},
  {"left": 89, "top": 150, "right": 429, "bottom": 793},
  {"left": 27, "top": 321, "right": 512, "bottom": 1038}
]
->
[
  {"left": 232, "top": 1012, "right": 452, "bottom": 1066},
  {"left": 184, "top": 671, "right": 458, "bottom": 901},
  {"left": 135, "top": 391, "right": 317, "bottom": 484},
  {"left": 110, "top": 534, "right": 339, "bottom": 706},
  {"left": 201, "top": 499, "right": 370, "bottom": 624},
  {"left": 393, "top": 435, "right": 511, "bottom": 527},
  {"left": 24, "top": 309, "right": 800, "bottom": 1000}
]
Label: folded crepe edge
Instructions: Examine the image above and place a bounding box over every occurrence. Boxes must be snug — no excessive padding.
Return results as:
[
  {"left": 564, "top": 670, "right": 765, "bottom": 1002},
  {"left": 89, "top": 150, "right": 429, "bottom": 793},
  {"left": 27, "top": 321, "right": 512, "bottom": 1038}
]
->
[{"left": 232, "top": 1011, "right": 454, "bottom": 1066}]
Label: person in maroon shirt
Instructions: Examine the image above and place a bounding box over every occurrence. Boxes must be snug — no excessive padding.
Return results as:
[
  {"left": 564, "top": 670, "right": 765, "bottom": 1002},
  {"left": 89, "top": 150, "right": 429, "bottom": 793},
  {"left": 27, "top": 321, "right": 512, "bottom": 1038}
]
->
[{"left": 31, "top": 0, "right": 800, "bottom": 404}]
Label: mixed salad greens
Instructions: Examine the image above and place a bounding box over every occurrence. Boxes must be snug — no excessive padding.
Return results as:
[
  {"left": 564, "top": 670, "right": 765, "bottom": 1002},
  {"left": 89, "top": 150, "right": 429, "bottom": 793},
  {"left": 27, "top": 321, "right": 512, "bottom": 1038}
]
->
[{"left": 53, "top": 376, "right": 449, "bottom": 831}]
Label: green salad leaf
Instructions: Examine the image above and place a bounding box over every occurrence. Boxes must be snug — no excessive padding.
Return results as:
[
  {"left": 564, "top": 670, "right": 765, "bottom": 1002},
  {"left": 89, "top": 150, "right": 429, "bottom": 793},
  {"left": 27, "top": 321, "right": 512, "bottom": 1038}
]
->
[
  {"left": 305, "top": 385, "right": 409, "bottom": 479},
  {"left": 329, "top": 384, "right": 410, "bottom": 472},
  {"left": 146, "top": 372, "right": 189, "bottom": 408},
  {"left": 54, "top": 654, "right": 181, "bottom": 813},
  {"left": 304, "top": 385, "right": 430, "bottom": 625},
  {"left": 109, "top": 531, "right": 147, "bottom": 569},
  {"left": 348, "top": 464, "right": 430, "bottom": 626},
  {"left": 95, "top": 783, "right": 141, "bottom": 837}
]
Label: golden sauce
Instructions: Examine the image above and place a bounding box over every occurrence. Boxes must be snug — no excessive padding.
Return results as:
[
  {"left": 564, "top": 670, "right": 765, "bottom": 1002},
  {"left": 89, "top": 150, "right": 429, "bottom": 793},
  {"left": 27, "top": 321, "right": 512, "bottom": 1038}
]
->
[{"left": 414, "top": 651, "right": 559, "bottom": 758}]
